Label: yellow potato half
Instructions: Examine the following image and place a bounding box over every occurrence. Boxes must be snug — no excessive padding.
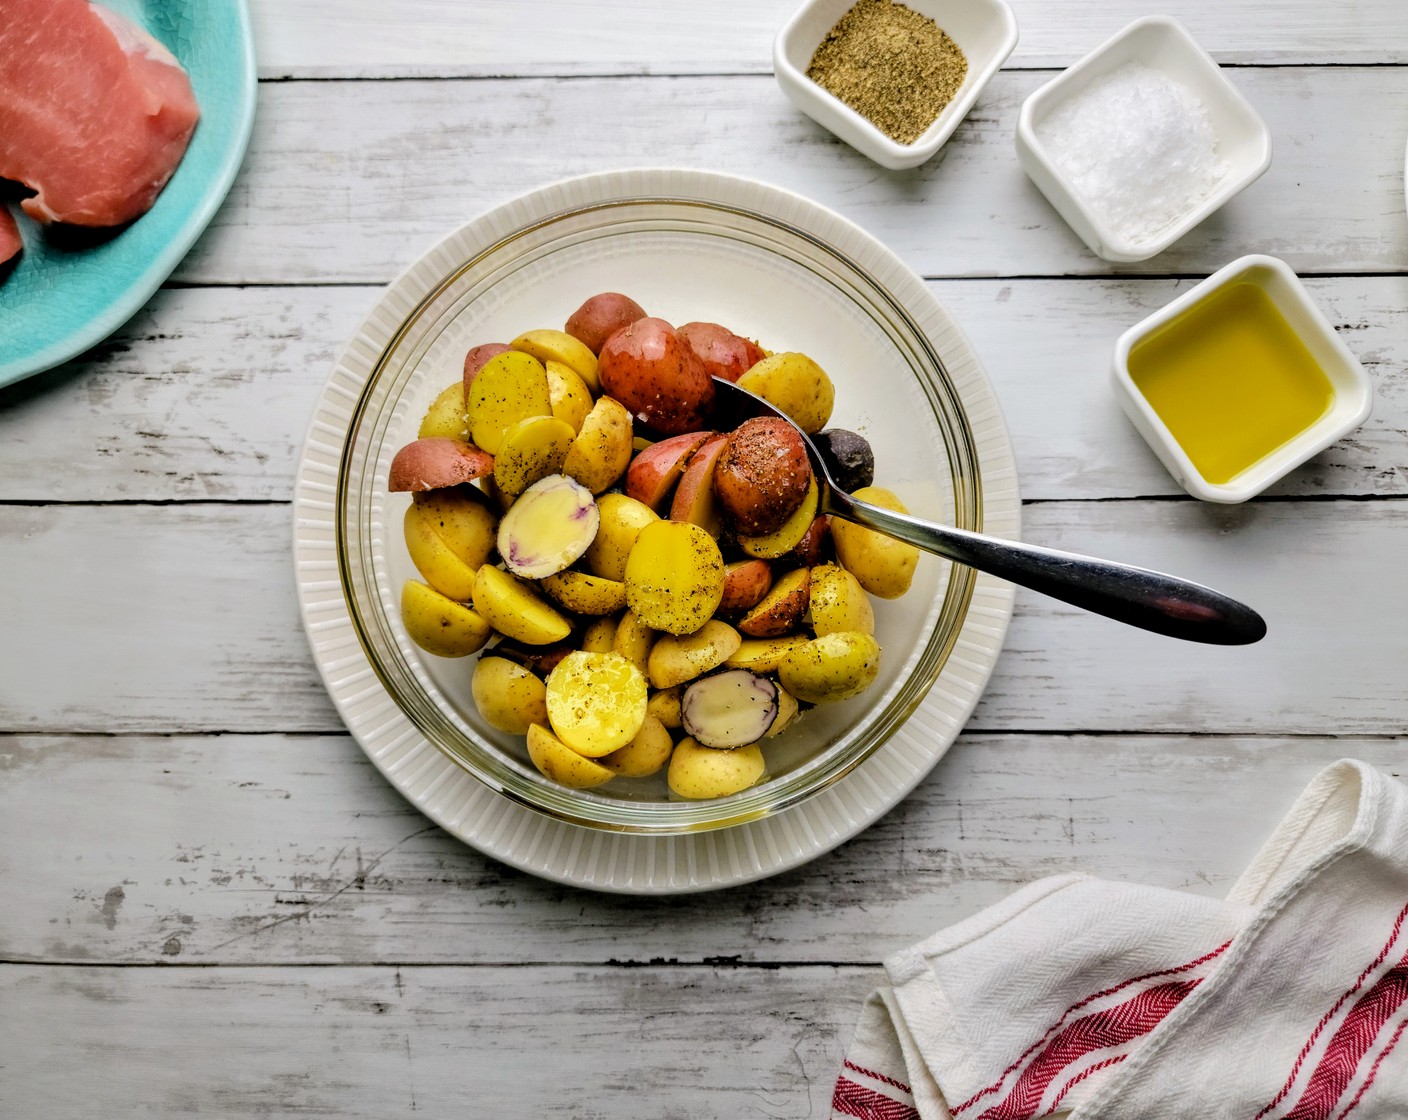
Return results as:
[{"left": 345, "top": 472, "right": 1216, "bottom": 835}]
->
[
  {"left": 808, "top": 562, "right": 875, "bottom": 636},
  {"left": 624, "top": 520, "right": 726, "bottom": 636},
  {"left": 511, "top": 329, "right": 601, "bottom": 393},
  {"left": 471, "top": 656, "right": 549, "bottom": 733},
  {"left": 832, "top": 486, "right": 919, "bottom": 600},
  {"left": 562, "top": 395, "right": 633, "bottom": 494},
  {"left": 581, "top": 614, "right": 619, "bottom": 654},
  {"left": 418, "top": 381, "right": 470, "bottom": 440},
  {"left": 526, "top": 723, "right": 615, "bottom": 790},
  {"left": 600, "top": 714, "right": 674, "bottom": 778},
  {"left": 467, "top": 350, "right": 551, "bottom": 455},
  {"left": 411, "top": 487, "right": 496, "bottom": 570},
  {"left": 471, "top": 565, "right": 571, "bottom": 645},
  {"left": 541, "top": 569, "right": 627, "bottom": 616},
  {"left": 493, "top": 415, "right": 576, "bottom": 499},
  {"left": 400, "top": 581, "right": 493, "bottom": 657},
  {"left": 667, "top": 738, "right": 766, "bottom": 800},
  {"left": 404, "top": 504, "right": 479, "bottom": 601},
  {"left": 778, "top": 631, "right": 882, "bottom": 704},
  {"left": 583, "top": 492, "right": 658, "bottom": 582},
  {"left": 545, "top": 651, "right": 648, "bottom": 757},
  {"left": 612, "top": 609, "right": 656, "bottom": 675},
  {"left": 724, "top": 635, "right": 809, "bottom": 675},
  {"left": 546, "top": 361, "right": 593, "bottom": 433},
  {"left": 646, "top": 620, "right": 742, "bottom": 689}
]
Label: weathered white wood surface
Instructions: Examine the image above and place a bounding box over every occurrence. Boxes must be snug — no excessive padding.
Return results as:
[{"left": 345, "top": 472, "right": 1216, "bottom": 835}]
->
[
  {"left": 174, "top": 68, "right": 1408, "bottom": 285},
  {"left": 1, "top": 275, "right": 1403, "bottom": 503},
  {"left": 2, "top": 963, "right": 867, "bottom": 1117},
  {"left": 3, "top": 0, "right": 1407, "bottom": 1115},
  {"left": 2, "top": 733, "right": 1398, "bottom": 966},
  {"left": 248, "top": 0, "right": 1408, "bottom": 76}
]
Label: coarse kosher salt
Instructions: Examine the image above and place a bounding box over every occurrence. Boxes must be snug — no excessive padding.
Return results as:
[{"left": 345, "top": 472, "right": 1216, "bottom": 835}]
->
[{"left": 1035, "top": 61, "right": 1228, "bottom": 245}]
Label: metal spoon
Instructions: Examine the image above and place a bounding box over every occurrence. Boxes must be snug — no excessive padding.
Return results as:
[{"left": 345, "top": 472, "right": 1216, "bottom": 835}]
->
[{"left": 709, "top": 377, "right": 1266, "bottom": 645}]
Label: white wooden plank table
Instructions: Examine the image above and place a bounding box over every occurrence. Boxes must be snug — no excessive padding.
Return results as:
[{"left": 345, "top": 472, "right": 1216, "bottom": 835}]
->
[{"left": 2, "top": 1, "right": 1406, "bottom": 1115}]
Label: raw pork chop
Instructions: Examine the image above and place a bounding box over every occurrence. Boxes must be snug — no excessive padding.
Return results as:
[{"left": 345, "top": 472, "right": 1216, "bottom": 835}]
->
[
  {"left": 0, "top": 208, "right": 20, "bottom": 265},
  {"left": 0, "top": 0, "right": 201, "bottom": 228}
]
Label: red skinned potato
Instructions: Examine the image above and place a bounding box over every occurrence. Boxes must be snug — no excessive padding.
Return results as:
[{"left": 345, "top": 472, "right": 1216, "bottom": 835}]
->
[
  {"left": 565, "top": 292, "right": 647, "bottom": 355},
  {"left": 625, "top": 430, "right": 712, "bottom": 511},
  {"left": 712, "top": 417, "right": 813, "bottom": 535},
  {"left": 388, "top": 437, "right": 494, "bottom": 492},
  {"left": 678, "top": 322, "right": 766, "bottom": 383},
  {"left": 718, "top": 559, "right": 773, "bottom": 615},
  {"left": 598, "top": 317, "right": 715, "bottom": 436},
  {"left": 463, "top": 343, "right": 512, "bottom": 389},
  {"left": 669, "top": 433, "right": 729, "bottom": 536}
]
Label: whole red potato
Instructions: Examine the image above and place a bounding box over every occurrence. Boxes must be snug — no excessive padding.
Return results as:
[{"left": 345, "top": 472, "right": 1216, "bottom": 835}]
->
[
  {"left": 565, "top": 292, "right": 647, "bottom": 355},
  {"left": 712, "top": 417, "right": 813, "bottom": 535},
  {"left": 598, "top": 317, "right": 715, "bottom": 436},
  {"left": 678, "top": 322, "right": 766, "bottom": 383}
]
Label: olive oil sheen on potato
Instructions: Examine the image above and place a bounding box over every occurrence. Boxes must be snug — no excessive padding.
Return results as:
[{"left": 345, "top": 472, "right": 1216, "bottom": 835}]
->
[{"left": 1128, "top": 281, "right": 1334, "bottom": 485}]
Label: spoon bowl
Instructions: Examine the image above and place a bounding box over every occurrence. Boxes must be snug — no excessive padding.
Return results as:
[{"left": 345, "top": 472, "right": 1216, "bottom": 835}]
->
[{"left": 710, "top": 376, "right": 1267, "bottom": 645}]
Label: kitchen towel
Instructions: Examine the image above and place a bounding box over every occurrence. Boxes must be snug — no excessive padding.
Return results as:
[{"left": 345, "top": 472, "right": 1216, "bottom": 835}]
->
[{"left": 832, "top": 759, "right": 1408, "bottom": 1120}]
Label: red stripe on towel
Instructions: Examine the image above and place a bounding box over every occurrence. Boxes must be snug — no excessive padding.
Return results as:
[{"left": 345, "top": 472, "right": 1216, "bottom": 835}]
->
[
  {"left": 952, "top": 940, "right": 1231, "bottom": 1115},
  {"left": 1258, "top": 900, "right": 1408, "bottom": 1120},
  {"left": 1281, "top": 958, "right": 1408, "bottom": 1120},
  {"left": 832, "top": 1075, "right": 920, "bottom": 1120},
  {"left": 975, "top": 979, "right": 1201, "bottom": 1120}
]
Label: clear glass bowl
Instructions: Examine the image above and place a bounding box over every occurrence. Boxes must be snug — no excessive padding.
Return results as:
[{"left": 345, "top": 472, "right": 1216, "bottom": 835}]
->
[{"left": 335, "top": 170, "right": 996, "bottom": 834}]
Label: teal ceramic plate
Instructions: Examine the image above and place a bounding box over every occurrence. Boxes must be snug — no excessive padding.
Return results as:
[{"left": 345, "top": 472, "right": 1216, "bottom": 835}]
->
[{"left": 0, "top": 0, "right": 256, "bottom": 388}]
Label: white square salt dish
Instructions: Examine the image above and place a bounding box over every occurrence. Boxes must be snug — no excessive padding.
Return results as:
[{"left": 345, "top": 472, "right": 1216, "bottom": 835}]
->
[
  {"left": 774, "top": 0, "right": 1018, "bottom": 171},
  {"left": 1016, "top": 16, "right": 1271, "bottom": 262}
]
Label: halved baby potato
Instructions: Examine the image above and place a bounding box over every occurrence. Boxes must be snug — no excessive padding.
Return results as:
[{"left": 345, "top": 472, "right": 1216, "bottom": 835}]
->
[
  {"left": 411, "top": 486, "right": 496, "bottom": 570},
  {"left": 472, "top": 655, "right": 549, "bottom": 733},
  {"left": 777, "top": 631, "right": 881, "bottom": 704},
  {"left": 471, "top": 565, "right": 571, "bottom": 645},
  {"left": 612, "top": 609, "right": 656, "bottom": 676},
  {"left": 581, "top": 614, "right": 619, "bottom": 654},
  {"left": 467, "top": 351, "right": 551, "bottom": 454},
  {"left": 404, "top": 504, "right": 479, "bottom": 601},
  {"left": 738, "top": 475, "right": 819, "bottom": 560},
  {"left": 624, "top": 520, "right": 726, "bottom": 636},
  {"left": 667, "top": 738, "right": 765, "bottom": 800},
  {"left": 526, "top": 723, "right": 615, "bottom": 789},
  {"left": 738, "top": 567, "right": 810, "bottom": 639},
  {"left": 646, "top": 619, "right": 742, "bottom": 689},
  {"left": 493, "top": 415, "right": 576, "bottom": 499},
  {"left": 600, "top": 714, "right": 674, "bottom": 778},
  {"left": 401, "top": 581, "right": 493, "bottom": 657},
  {"left": 418, "top": 381, "right": 469, "bottom": 440},
  {"left": 545, "top": 651, "right": 648, "bottom": 757},
  {"left": 546, "top": 360, "right": 593, "bottom": 433},
  {"left": 388, "top": 437, "right": 494, "bottom": 492},
  {"left": 562, "top": 395, "right": 633, "bottom": 494},
  {"left": 832, "top": 486, "right": 920, "bottom": 600},
  {"left": 725, "top": 635, "right": 809, "bottom": 675},
  {"left": 512, "top": 328, "right": 601, "bottom": 393},
  {"left": 583, "top": 493, "right": 658, "bottom": 582},
  {"left": 541, "top": 569, "right": 627, "bottom": 616},
  {"left": 808, "top": 562, "right": 875, "bottom": 637}
]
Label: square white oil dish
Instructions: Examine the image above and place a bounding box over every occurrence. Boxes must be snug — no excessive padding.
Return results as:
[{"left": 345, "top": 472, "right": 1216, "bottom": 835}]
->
[
  {"left": 1016, "top": 16, "right": 1271, "bottom": 262},
  {"left": 1112, "top": 254, "right": 1373, "bottom": 504},
  {"left": 774, "top": 0, "right": 1017, "bottom": 171}
]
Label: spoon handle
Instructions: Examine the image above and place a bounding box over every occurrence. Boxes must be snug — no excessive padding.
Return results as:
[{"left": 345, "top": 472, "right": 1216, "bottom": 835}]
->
[{"left": 826, "top": 491, "right": 1266, "bottom": 645}]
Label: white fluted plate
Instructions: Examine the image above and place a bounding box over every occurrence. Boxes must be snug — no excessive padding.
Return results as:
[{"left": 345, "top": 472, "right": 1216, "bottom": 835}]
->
[{"left": 293, "top": 169, "right": 1018, "bottom": 894}]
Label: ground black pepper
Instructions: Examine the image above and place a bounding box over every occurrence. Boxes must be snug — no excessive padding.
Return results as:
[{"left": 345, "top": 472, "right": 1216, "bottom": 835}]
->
[{"left": 806, "top": 0, "right": 968, "bottom": 146}]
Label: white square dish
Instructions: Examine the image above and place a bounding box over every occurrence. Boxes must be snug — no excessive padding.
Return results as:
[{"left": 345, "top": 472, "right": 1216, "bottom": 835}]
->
[
  {"left": 774, "top": 0, "right": 1018, "bottom": 171},
  {"left": 1112, "top": 254, "right": 1372, "bottom": 503},
  {"left": 1016, "top": 15, "right": 1271, "bottom": 262}
]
